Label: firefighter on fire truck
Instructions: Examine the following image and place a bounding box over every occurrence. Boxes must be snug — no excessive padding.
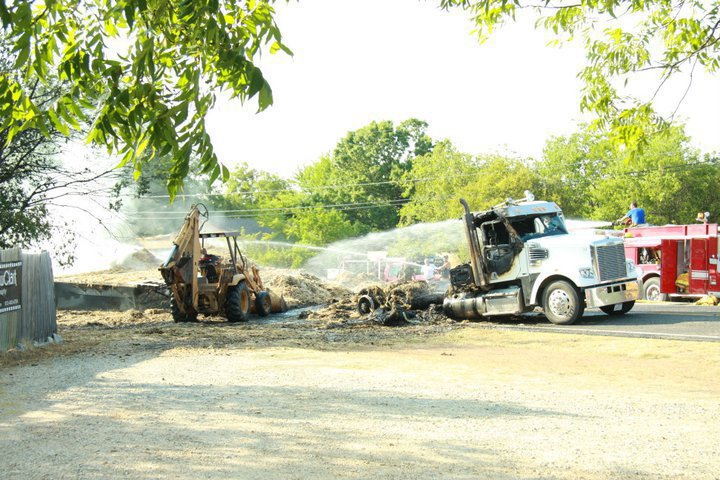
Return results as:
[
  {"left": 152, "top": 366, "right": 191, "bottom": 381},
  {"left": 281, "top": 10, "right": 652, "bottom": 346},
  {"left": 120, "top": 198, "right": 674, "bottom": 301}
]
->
[{"left": 615, "top": 201, "right": 646, "bottom": 226}]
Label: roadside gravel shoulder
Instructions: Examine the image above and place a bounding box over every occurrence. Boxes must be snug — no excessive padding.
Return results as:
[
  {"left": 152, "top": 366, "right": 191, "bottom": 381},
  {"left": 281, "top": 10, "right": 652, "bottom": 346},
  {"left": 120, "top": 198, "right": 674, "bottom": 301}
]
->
[{"left": 1, "top": 311, "right": 718, "bottom": 479}]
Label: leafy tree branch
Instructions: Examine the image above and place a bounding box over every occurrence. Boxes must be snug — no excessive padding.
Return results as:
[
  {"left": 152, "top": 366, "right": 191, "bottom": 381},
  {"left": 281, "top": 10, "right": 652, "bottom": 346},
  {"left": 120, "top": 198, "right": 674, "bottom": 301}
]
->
[
  {"left": 0, "top": 0, "right": 291, "bottom": 198},
  {"left": 441, "top": 0, "right": 720, "bottom": 155}
]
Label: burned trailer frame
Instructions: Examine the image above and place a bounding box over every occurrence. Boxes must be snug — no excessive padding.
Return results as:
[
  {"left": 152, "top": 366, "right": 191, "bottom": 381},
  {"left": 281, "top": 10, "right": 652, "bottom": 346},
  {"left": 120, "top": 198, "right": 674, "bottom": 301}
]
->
[{"left": 444, "top": 194, "right": 640, "bottom": 325}]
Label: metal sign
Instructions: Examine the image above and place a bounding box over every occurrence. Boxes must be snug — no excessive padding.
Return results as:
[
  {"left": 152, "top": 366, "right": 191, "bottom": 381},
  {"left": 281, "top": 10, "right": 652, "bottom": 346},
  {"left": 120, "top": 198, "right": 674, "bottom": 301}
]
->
[{"left": 0, "top": 261, "right": 22, "bottom": 315}]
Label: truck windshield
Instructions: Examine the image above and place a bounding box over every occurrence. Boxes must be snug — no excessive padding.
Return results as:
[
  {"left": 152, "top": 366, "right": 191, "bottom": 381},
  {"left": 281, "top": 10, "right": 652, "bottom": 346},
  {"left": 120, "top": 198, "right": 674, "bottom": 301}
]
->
[{"left": 511, "top": 214, "right": 568, "bottom": 241}]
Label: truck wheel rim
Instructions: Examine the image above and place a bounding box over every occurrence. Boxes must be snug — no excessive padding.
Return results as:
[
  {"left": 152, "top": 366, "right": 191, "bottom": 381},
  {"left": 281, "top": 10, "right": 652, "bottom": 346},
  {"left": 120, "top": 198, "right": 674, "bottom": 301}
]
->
[
  {"left": 646, "top": 285, "right": 660, "bottom": 301},
  {"left": 548, "top": 289, "right": 573, "bottom": 318}
]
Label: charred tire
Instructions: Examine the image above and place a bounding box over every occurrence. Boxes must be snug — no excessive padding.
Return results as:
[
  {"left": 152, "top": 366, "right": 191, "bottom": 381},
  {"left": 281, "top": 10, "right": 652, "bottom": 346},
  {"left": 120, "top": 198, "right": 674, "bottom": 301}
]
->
[
  {"left": 171, "top": 297, "right": 198, "bottom": 323},
  {"left": 542, "top": 280, "right": 584, "bottom": 325},
  {"left": 226, "top": 281, "right": 251, "bottom": 322},
  {"left": 255, "top": 291, "right": 272, "bottom": 317},
  {"left": 643, "top": 277, "right": 668, "bottom": 302},
  {"left": 599, "top": 301, "right": 635, "bottom": 316},
  {"left": 357, "top": 295, "right": 375, "bottom": 315}
]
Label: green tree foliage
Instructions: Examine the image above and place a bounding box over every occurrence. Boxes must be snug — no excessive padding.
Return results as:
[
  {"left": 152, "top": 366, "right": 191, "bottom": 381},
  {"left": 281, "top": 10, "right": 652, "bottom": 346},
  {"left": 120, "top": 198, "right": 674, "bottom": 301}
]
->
[
  {"left": 588, "top": 128, "right": 719, "bottom": 225},
  {"left": 536, "top": 131, "right": 615, "bottom": 218},
  {"left": 398, "top": 140, "right": 476, "bottom": 223},
  {"left": 215, "top": 162, "right": 306, "bottom": 267},
  {"left": 400, "top": 139, "right": 541, "bottom": 223},
  {"left": 0, "top": 42, "right": 123, "bottom": 262},
  {"left": 216, "top": 161, "right": 291, "bottom": 216},
  {"left": 0, "top": 123, "right": 53, "bottom": 248},
  {"left": 0, "top": 115, "right": 123, "bottom": 263},
  {"left": 216, "top": 161, "right": 302, "bottom": 242},
  {"left": 219, "top": 158, "right": 365, "bottom": 266},
  {"left": 0, "top": 0, "right": 290, "bottom": 198},
  {"left": 213, "top": 120, "right": 435, "bottom": 265},
  {"left": 440, "top": 0, "right": 720, "bottom": 154},
  {"left": 536, "top": 126, "right": 720, "bottom": 224},
  {"left": 284, "top": 207, "right": 362, "bottom": 246},
  {"left": 308, "top": 118, "right": 433, "bottom": 231},
  {"left": 461, "top": 154, "right": 540, "bottom": 212}
]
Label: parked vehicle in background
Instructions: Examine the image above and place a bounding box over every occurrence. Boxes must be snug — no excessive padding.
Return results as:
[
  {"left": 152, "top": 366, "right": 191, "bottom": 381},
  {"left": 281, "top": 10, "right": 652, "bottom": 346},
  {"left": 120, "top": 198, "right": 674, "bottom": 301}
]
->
[
  {"left": 623, "top": 223, "right": 720, "bottom": 301},
  {"left": 383, "top": 259, "right": 424, "bottom": 282}
]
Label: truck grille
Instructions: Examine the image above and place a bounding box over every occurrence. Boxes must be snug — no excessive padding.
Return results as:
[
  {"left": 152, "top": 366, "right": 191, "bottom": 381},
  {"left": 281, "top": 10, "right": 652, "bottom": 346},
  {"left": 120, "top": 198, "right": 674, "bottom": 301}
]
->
[
  {"left": 528, "top": 244, "right": 548, "bottom": 264},
  {"left": 591, "top": 241, "right": 627, "bottom": 282}
]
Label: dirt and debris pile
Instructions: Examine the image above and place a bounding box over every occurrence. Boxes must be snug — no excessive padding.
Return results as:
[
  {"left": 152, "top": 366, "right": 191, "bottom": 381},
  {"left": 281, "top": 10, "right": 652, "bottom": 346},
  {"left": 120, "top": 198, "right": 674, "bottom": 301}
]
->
[
  {"left": 266, "top": 272, "right": 351, "bottom": 309},
  {"left": 114, "top": 248, "right": 161, "bottom": 270},
  {"left": 298, "top": 281, "right": 451, "bottom": 328},
  {"left": 56, "top": 267, "right": 162, "bottom": 286}
]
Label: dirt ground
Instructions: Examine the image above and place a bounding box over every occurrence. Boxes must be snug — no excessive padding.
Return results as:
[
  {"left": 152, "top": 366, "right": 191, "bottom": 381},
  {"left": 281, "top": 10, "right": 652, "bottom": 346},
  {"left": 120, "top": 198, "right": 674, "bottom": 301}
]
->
[{"left": 1, "top": 305, "right": 719, "bottom": 479}]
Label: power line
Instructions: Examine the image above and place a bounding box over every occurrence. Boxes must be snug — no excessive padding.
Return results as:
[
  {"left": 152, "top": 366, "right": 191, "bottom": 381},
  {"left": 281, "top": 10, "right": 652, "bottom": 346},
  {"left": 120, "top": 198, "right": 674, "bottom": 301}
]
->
[
  {"left": 123, "top": 157, "right": 720, "bottom": 219},
  {"left": 122, "top": 173, "right": 466, "bottom": 200},
  {"left": 130, "top": 198, "right": 414, "bottom": 220},
  {"left": 126, "top": 157, "right": 720, "bottom": 201}
]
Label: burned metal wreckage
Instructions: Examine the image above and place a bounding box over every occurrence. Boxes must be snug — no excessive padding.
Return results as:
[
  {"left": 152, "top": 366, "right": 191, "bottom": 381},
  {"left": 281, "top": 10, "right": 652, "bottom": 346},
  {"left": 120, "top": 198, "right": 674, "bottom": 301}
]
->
[{"left": 443, "top": 193, "right": 640, "bottom": 325}]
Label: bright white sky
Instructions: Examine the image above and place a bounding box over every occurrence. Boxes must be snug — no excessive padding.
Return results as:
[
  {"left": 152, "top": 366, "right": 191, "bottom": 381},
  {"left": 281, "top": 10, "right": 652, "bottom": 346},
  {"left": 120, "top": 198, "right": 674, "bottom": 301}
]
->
[{"left": 206, "top": 0, "right": 720, "bottom": 178}]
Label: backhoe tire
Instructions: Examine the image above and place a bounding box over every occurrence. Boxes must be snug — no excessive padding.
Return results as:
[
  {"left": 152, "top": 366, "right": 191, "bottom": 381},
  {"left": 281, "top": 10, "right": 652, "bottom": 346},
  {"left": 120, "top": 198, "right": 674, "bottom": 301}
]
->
[
  {"left": 226, "top": 281, "right": 251, "bottom": 322},
  {"left": 600, "top": 301, "right": 635, "bottom": 316},
  {"left": 255, "top": 291, "right": 272, "bottom": 317},
  {"left": 542, "top": 280, "right": 584, "bottom": 325},
  {"left": 642, "top": 277, "right": 667, "bottom": 301},
  {"left": 171, "top": 297, "right": 198, "bottom": 323}
]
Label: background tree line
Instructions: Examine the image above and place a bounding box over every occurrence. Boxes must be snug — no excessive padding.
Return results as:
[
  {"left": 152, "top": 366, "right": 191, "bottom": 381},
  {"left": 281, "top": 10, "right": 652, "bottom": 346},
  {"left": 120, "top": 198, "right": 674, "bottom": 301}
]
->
[
  {"left": 148, "top": 118, "right": 717, "bottom": 267},
  {"left": 4, "top": 0, "right": 720, "bottom": 267}
]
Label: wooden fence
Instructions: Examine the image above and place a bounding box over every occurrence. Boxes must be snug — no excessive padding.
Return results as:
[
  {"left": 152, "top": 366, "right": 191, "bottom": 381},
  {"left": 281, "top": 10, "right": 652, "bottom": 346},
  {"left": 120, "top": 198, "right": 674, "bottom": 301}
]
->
[{"left": 0, "top": 248, "right": 57, "bottom": 353}]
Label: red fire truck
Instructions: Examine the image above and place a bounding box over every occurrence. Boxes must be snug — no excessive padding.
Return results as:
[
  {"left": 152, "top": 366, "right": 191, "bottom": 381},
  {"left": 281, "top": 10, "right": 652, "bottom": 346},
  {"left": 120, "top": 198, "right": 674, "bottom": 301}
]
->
[{"left": 623, "top": 223, "right": 720, "bottom": 301}]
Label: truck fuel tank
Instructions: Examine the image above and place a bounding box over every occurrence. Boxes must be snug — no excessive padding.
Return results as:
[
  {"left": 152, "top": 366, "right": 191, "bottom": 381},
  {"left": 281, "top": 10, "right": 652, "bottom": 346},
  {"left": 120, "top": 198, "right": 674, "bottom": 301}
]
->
[{"left": 443, "top": 286, "right": 524, "bottom": 319}]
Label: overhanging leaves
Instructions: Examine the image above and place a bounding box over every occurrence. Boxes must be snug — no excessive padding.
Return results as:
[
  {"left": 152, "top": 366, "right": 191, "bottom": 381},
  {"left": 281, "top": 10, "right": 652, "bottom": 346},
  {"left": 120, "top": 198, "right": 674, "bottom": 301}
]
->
[
  {"left": 441, "top": 0, "right": 720, "bottom": 159},
  {"left": 0, "top": 0, "right": 292, "bottom": 200}
]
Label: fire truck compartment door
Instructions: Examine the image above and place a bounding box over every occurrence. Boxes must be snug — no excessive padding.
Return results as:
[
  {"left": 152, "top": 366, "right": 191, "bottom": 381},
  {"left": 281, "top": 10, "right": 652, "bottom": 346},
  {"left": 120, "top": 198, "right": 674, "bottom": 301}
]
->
[
  {"left": 690, "top": 238, "right": 709, "bottom": 293},
  {"left": 661, "top": 239, "right": 679, "bottom": 294}
]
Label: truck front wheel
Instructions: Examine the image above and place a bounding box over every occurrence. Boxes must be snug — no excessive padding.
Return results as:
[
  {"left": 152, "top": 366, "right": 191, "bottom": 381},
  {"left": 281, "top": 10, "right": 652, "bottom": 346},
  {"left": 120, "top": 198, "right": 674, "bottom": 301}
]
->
[{"left": 542, "top": 280, "right": 584, "bottom": 325}]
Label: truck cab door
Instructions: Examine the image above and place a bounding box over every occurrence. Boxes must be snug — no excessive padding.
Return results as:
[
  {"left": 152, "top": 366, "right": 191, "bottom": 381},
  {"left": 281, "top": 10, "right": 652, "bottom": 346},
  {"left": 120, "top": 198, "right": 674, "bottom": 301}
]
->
[{"left": 689, "top": 238, "right": 709, "bottom": 294}]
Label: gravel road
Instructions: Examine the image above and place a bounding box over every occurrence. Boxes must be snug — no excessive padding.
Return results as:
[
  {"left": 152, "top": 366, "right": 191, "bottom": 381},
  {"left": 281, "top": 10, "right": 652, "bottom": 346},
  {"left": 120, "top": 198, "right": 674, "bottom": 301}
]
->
[{"left": 1, "top": 310, "right": 719, "bottom": 479}]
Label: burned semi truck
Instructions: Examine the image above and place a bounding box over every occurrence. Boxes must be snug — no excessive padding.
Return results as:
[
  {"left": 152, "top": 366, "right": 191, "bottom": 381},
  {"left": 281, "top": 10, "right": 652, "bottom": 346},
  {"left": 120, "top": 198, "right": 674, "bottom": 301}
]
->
[{"left": 444, "top": 193, "right": 640, "bottom": 325}]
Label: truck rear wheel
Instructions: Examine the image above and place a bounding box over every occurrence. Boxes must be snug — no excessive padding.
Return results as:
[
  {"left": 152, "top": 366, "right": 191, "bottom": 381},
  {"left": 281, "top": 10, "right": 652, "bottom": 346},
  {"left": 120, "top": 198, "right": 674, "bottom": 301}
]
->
[
  {"left": 255, "top": 291, "right": 272, "bottom": 317},
  {"left": 599, "top": 301, "right": 635, "bottom": 316},
  {"left": 542, "top": 280, "right": 584, "bottom": 325},
  {"left": 171, "top": 297, "right": 198, "bottom": 323},
  {"left": 226, "top": 281, "right": 251, "bottom": 322},
  {"left": 643, "top": 277, "right": 667, "bottom": 301}
]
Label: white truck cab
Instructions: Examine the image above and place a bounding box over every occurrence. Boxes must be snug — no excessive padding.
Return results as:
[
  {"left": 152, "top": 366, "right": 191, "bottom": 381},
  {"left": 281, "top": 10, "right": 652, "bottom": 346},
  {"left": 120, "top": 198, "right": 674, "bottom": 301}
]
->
[{"left": 444, "top": 193, "right": 640, "bottom": 324}]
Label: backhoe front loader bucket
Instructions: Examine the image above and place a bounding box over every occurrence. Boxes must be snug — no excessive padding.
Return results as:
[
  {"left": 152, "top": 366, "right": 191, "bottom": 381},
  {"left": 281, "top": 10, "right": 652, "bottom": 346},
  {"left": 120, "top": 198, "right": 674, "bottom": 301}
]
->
[{"left": 268, "top": 289, "right": 288, "bottom": 313}]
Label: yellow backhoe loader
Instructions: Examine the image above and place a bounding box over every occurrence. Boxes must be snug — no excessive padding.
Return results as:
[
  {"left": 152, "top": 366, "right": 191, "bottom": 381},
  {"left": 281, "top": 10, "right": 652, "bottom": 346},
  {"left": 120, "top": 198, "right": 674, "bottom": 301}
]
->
[{"left": 159, "top": 204, "right": 286, "bottom": 322}]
